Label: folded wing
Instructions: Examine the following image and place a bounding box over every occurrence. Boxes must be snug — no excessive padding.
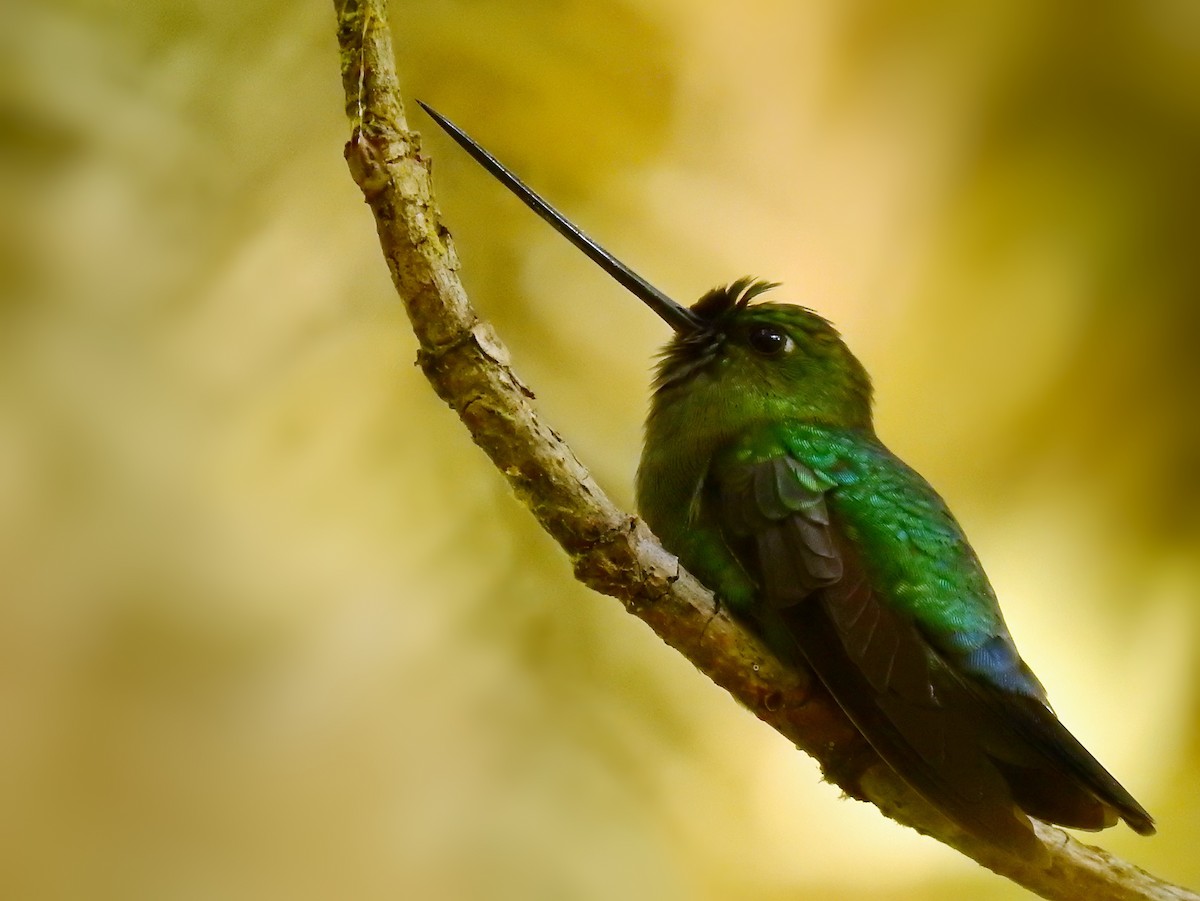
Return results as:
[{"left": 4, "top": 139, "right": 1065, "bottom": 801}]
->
[{"left": 719, "top": 454, "right": 1154, "bottom": 857}]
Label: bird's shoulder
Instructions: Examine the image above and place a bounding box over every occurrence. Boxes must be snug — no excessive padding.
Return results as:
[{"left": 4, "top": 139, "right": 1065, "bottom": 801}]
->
[{"left": 714, "top": 422, "right": 1037, "bottom": 691}]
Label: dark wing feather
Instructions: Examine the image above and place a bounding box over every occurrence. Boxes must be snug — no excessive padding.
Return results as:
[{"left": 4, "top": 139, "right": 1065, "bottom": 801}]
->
[
  {"left": 964, "top": 678, "right": 1155, "bottom": 834},
  {"left": 720, "top": 454, "right": 1153, "bottom": 856},
  {"left": 803, "top": 538, "right": 1043, "bottom": 853}
]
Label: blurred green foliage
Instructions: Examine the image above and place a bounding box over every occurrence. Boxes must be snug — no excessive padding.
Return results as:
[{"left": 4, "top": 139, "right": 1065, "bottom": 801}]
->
[{"left": 0, "top": 1, "right": 1196, "bottom": 898}]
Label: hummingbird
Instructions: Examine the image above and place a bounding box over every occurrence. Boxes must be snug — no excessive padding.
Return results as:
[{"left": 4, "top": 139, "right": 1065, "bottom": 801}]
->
[{"left": 416, "top": 101, "right": 1156, "bottom": 858}]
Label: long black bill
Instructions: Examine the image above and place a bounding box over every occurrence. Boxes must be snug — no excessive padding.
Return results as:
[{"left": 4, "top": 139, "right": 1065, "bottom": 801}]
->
[{"left": 416, "top": 101, "right": 702, "bottom": 335}]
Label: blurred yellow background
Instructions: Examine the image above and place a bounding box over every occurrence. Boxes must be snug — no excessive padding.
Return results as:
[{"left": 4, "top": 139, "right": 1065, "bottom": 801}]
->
[{"left": 2, "top": 1, "right": 1197, "bottom": 899}]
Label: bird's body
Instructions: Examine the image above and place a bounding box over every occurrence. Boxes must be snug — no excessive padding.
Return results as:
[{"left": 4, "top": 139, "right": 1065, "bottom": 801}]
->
[
  {"left": 638, "top": 290, "right": 1003, "bottom": 654},
  {"left": 418, "top": 103, "right": 1156, "bottom": 858},
  {"left": 635, "top": 286, "right": 1154, "bottom": 856}
]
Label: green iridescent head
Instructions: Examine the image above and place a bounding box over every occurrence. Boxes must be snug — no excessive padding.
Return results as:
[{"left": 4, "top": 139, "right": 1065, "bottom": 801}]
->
[{"left": 651, "top": 278, "right": 874, "bottom": 431}]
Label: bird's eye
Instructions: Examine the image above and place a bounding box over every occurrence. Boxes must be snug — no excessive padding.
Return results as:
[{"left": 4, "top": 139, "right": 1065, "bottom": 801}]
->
[{"left": 747, "top": 325, "right": 793, "bottom": 356}]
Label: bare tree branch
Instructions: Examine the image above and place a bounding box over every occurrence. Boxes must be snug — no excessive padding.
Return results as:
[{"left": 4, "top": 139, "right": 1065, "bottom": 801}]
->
[{"left": 330, "top": 3, "right": 1195, "bottom": 899}]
